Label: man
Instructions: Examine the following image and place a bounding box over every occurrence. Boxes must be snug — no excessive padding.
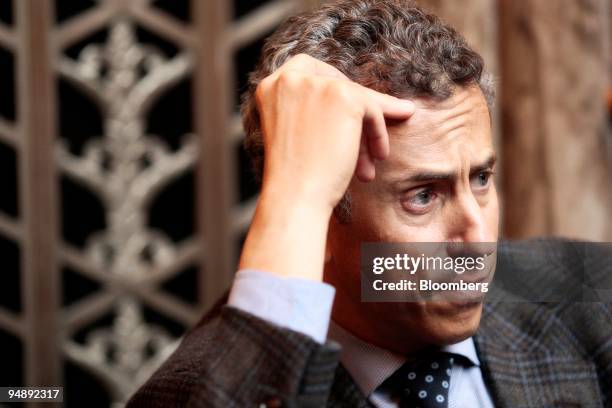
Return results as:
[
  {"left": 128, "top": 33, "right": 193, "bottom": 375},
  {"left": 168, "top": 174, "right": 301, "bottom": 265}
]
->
[{"left": 128, "top": 1, "right": 612, "bottom": 407}]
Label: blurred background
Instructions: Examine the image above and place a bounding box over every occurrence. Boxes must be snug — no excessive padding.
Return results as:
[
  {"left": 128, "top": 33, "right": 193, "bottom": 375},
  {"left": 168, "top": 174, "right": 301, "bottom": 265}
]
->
[{"left": 0, "top": 0, "right": 609, "bottom": 406}]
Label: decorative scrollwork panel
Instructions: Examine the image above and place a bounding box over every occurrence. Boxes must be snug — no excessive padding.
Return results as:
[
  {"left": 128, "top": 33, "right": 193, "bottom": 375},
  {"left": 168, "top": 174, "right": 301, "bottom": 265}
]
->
[{"left": 0, "top": 0, "right": 316, "bottom": 406}]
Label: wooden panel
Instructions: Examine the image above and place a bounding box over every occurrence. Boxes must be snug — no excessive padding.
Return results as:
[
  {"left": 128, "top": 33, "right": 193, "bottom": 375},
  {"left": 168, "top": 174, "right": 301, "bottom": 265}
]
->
[
  {"left": 499, "top": 0, "right": 612, "bottom": 240},
  {"left": 16, "top": 0, "right": 61, "bottom": 388},
  {"left": 193, "top": 0, "right": 236, "bottom": 311},
  {"left": 0, "top": 0, "right": 320, "bottom": 404}
]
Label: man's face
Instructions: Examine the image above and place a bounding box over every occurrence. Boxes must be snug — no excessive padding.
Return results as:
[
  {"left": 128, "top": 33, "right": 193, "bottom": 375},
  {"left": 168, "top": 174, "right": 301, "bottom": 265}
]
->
[{"left": 325, "top": 85, "right": 499, "bottom": 352}]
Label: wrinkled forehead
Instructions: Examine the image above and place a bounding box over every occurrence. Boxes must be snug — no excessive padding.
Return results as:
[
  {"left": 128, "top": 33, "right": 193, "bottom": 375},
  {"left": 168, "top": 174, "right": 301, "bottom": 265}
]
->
[{"left": 381, "top": 86, "right": 493, "bottom": 174}]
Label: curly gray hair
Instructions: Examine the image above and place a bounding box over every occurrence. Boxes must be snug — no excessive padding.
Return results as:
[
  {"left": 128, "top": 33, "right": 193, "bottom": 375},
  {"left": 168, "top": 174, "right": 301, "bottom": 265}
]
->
[{"left": 241, "top": 0, "right": 494, "bottom": 222}]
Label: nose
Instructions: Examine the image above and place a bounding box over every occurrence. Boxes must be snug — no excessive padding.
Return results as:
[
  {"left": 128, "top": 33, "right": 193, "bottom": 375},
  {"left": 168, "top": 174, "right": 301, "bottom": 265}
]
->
[{"left": 447, "top": 191, "right": 496, "bottom": 253}]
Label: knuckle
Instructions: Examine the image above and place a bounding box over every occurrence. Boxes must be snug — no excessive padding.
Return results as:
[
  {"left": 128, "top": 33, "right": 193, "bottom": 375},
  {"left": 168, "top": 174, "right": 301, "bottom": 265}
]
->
[
  {"left": 276, "top": 71, "right": 314, "bottom": 93},
  {"left": 276, "top": 71, "right": 297, "bottom": 88},
  {"left": 324, "top": 80, "right": 346, "bottom": 98},
  {"left": 258, "top": 75, "right": 273, "bottom": 90},
  {"left": 255, "top": 78, "right": 272, "bottom": 105},
  {"left": 325, "top": 81, "right": 362, "bottom": 114}
]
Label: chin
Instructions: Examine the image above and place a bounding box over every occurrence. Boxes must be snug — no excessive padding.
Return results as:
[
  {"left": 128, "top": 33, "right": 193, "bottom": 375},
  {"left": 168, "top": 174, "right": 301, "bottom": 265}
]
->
[
  {"left": 368, "top": 300, "right": 484, "bottom": 352},
  {"left": 419, "top": 300, "right": 484, "bottom": 346}
]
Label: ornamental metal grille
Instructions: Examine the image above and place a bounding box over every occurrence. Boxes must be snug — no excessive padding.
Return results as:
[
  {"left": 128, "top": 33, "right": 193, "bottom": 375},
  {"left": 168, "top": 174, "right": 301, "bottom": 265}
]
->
[{"left": 0, "top": 0, "right": 318, "bottom": 406}]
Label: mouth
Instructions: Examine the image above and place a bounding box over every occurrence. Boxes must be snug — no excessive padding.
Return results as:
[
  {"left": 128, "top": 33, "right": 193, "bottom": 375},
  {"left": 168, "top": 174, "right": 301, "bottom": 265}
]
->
[
  {"left": 451, "top": 270, "right": 491, "bottom": 285},
  {"left": 447, "top": 287, "right": 488, "bottom": 304}
]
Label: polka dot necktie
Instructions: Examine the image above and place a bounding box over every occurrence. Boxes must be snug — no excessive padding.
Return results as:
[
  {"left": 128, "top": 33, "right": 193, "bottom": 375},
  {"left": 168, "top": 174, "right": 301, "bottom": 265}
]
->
[{"left": 398, "top": 352, "right": 456, "bottom": 408}]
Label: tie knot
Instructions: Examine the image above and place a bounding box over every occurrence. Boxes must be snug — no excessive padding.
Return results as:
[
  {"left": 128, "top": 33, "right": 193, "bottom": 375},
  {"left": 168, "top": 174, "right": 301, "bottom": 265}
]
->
[{"left": 397, "top": 351, "right": 462, "bottom": 408}]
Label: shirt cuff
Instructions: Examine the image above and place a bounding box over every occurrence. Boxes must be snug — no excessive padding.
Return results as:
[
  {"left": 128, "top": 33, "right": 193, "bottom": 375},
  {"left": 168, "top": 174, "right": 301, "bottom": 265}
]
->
[{"left": 228, "top": 269, "right": 336, "bottom": 344}]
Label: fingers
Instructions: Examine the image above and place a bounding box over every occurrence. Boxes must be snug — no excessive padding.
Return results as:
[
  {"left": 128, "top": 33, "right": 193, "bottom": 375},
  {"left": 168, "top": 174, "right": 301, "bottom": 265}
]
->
[
  {"left": 357, "top": 88, "right": 413, "bottom": 182},
  {"left": 280, "top": 55, "right": 414, "bottom": 121},
  {"left": 268, "top": 54, "right": 415, "bottom": 186},
  {"left": 363, "top": 87, "right": 415, "bottom": 119},
  {"left": 357, "top": 101, "right": 389, "bottom": 181},
  {"left": 356, "top": 103, "right": 390, "bottom": 182},
  {"left": 363, "top": 103, "right": 390, "bottom": 160},
  {"left": 281, "top": 54, "right": 414, "bottom": 120},
  {"left": 356, "top": 138, "right": 376, "bottom": 182}
]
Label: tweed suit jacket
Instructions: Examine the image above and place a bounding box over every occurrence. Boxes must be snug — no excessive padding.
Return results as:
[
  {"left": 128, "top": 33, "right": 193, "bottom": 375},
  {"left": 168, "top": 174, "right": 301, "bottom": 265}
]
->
[{"left": 127, "top": 240, "right": 612, "bottom": 407}]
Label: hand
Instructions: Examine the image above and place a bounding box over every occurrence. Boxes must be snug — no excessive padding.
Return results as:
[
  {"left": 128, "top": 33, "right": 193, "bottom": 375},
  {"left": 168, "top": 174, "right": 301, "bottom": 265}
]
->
[
  {"left": 239, "top": 54, "right": 414, "bottom": 281},
  {"left": 256, "top": 54, "right": 415, "bottom": 212}
]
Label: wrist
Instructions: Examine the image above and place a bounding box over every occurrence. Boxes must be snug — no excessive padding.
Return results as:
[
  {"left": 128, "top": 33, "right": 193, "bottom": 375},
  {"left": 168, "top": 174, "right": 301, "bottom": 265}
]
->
[
  {"left": 260, "top": 178, "right": 335, "bottom": 218},
  {"left": 239, "top": 186, "right": 333, "bottom": 281},
  {"left": 260, "top": 168, "right": 342, "bottom": 215}
]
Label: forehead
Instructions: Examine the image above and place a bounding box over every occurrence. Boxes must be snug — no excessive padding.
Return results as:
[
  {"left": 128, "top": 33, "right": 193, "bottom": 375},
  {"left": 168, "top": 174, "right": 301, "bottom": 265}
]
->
[{"left": 380, "top": 86, "right": 493, "bottom": 177}]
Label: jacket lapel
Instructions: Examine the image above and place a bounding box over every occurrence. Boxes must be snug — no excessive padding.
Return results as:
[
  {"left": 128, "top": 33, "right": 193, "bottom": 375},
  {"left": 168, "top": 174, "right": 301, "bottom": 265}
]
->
[
  {"left": 327, "top": 364, "right": 373, "bottom": 408},
  {"left": 475, "top": 302, "right": 602, "bottom": 408}
]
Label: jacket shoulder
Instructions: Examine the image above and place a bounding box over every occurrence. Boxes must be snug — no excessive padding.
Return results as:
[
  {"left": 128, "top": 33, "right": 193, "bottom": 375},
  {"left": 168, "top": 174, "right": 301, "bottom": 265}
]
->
[{"left": 127, "top": 304, "right": 341, "bottom": 407}]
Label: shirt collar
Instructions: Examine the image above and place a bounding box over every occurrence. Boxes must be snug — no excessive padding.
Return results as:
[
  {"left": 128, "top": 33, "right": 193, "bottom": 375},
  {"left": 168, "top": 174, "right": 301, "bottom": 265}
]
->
[{"left": 327, "top": 320, "right": 481, "bottom": 398}]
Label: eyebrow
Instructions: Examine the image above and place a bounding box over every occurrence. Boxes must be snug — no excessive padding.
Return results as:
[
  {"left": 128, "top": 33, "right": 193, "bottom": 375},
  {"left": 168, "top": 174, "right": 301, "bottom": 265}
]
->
[{"left": 402, "top": 154, "right": 497, "bottom": 184}]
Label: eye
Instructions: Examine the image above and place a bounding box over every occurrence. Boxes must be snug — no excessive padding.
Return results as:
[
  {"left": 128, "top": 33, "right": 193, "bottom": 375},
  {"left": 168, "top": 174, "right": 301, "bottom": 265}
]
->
[
  {"left": 402, "top": 187, "right": 437, "bottom": 214},
  {"left": 414, "top": 190, "right": 434, "bottom": 204},
  {"left": 471, "top": 170, "right": 493, "bottom": 191}
]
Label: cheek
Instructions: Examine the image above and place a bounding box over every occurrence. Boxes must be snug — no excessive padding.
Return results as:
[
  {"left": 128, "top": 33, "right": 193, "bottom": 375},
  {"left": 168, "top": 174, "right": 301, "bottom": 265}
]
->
[
  {"left": 350, "top": 186, "right": 448, "bottom": 242},
  {"left": 356, "top": 202, "right": 446, "bottom": 243},
  {"left": 351, "top": 198, "right": 400, "bottom": 241},
  {"left": 485, "top": 187, "right": 500, "bottom": 238}
]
